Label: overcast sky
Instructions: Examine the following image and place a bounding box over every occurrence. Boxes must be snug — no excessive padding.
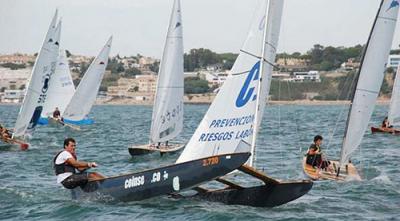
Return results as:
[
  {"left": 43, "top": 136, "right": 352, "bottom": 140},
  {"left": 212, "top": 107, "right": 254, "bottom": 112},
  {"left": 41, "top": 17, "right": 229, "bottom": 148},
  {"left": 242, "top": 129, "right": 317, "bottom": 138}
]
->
[{"left": 1, "top": 0, "right": 399, "bottom": 58}]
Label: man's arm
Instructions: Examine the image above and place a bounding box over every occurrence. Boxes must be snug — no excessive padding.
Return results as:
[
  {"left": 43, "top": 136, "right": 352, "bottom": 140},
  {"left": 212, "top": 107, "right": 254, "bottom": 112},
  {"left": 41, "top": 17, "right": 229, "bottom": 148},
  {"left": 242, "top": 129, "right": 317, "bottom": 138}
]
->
[{"left": 65, "top": 157, "right": 97, "bottom": 171}]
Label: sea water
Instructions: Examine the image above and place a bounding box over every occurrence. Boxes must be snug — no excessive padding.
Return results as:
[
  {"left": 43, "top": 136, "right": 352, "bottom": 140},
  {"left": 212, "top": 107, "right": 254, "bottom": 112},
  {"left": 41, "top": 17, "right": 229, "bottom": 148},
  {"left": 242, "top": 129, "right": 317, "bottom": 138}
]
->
[{"left": 0, "top": 104, "right": 399, "bottom": 220}]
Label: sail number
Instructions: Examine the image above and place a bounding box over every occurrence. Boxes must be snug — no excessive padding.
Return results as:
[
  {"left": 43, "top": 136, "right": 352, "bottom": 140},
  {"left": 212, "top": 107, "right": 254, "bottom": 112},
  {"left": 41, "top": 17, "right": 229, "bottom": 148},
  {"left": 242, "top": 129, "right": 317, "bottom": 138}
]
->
[{"left": 202, "top": 157, "right": 219, "bottom": 167}]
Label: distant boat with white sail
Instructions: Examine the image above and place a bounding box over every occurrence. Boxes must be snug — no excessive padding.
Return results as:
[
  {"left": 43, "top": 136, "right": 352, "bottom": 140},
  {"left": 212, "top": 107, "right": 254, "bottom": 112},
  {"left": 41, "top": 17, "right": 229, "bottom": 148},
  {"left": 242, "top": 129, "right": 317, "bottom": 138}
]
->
[
  {"left": 1, "top": 10, "right": 60, "bottom": 150},
  {"left": 371, "top": 63, "right": 400, "bottom": 134},
  {"left": 128, "top": 0, "right": 185, "bottom": 157},
  {"left": 38, "top": 49, "right": 76, "bottom": 128},
  {"left": 61, "top": 37, "right": 112, "bottom": 125}
]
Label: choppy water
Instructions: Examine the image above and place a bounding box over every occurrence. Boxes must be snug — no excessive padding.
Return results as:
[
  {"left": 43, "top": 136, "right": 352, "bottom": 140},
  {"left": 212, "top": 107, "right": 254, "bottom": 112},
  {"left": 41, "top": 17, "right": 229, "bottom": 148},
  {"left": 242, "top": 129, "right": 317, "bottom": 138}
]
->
[{"left": 0, "top": 104, "right": 399, "bottom": 220}]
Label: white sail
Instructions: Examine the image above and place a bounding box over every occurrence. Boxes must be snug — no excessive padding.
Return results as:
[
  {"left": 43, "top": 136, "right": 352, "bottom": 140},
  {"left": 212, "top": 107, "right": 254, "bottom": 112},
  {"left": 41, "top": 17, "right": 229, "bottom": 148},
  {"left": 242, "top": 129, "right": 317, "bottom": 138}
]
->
[
  {"left": 41, "top": 49, "right": 75, "bottom": 118},
  {"left": 62, "top": 37, "right": 112, "bottom": 123},
  {"left": 13, "top": 10, "right": 60, "bottom": 138},
  {"left": 388, "top": 64, "right": 400, "bottom": 126},
  {"left": 177, "top": 0, "right": 283, "bottom": 163},
  {"left": 340, "top": 0, "right": 399, "bottom": 166},
  {"left": 150, "top": 0, "right": 184, "bottom": 144}
]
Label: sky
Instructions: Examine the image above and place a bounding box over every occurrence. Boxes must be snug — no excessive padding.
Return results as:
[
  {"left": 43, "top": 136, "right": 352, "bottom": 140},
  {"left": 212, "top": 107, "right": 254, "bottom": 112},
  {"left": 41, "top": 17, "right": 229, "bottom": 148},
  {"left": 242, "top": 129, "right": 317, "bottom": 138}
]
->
[{"left": 0, "top": 0, "right": 399, "bottom": 58}]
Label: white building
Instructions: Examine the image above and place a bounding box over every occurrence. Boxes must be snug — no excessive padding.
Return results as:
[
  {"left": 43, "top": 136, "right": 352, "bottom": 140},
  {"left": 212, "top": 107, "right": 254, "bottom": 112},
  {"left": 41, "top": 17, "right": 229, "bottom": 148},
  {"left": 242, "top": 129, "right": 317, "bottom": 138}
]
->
[
  {"left": 0, "top": 68, "right": 31, "bottom": 89},
  {"left": 387, "top": 54, "right": 400, "bottom": 69},
  {"left": 291, "top": 71, "right": 320, "bottom": 82},
  {"left": 204, "top": 71, "right": 229, "bottom": 86},
  {"left": 1, "top": 89, "right": 25, "bottom": 103}
]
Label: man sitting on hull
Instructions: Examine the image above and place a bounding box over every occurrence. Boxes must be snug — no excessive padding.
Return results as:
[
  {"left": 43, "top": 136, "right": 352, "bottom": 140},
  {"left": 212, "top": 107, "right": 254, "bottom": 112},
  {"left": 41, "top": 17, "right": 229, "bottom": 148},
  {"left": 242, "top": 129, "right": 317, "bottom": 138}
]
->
[
  {"left": 53, "top": 138, "right": 104, "bottom": 189},
  {"left": 306, "top": 135, "right": 331, "bottom": 170}
]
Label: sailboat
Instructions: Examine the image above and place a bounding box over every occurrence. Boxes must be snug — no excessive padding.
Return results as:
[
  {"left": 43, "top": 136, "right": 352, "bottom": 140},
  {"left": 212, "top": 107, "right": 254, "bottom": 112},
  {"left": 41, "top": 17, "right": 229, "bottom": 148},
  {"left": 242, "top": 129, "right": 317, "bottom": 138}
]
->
[
  {"left": 37, "top": 49, "right": 77, "bottom": 130},
  {"left": 303, "top": 0, "right": 399, "bottom": 181},
  {"left": 61, "top": 37, "right": 112, "bottom": 125},
  {"left": 0, "top": 11, "right": 60, "bottom": 150},
  {"left": 371, "top": 63, "right": 400, "bottom": 134},
  {"left": 128, "top": 0, "right": 185, "bottom": 156},
  {"left": 175, "top": 0, "right": 312, "bottom": 207}
]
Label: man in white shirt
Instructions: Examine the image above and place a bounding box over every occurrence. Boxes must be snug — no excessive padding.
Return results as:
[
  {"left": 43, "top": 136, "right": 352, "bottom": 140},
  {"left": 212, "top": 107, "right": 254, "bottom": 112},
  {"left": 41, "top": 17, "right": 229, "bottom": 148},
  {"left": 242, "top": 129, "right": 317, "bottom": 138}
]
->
[{"left": 53, "top": 138, "right": 104, "bottom": 189}]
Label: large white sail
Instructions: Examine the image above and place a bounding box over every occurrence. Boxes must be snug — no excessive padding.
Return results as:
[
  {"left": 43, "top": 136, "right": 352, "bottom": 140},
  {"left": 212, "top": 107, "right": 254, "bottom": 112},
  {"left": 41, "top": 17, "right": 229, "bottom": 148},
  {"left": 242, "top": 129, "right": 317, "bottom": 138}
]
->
[
  {"left": 388, "top": 64, "right": 400, "bottom": 126},
  {"left": 13, "top": 11, "right": 60, "bottom": 138},
  {"left": 340, "top": 0, "right": 399, "bottom": 166},
  {"left": 150, "top": 0, "right": 184, "bottom": 144},
  {"left": 62, "top": 37, "right": 112, "bottom": 124},
  {"left": 177, "top": 0, "right": 283, "bottom": 163},
  {"left": 40, "top": 49, "right": 75, "bottom": 119}
]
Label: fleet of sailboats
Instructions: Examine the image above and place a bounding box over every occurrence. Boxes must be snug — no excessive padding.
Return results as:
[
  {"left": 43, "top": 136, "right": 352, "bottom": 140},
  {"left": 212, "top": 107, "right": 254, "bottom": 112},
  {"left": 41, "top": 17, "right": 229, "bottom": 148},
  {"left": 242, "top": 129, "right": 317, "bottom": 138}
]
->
[
  {"left": 128, "top": 0, "right": 185, "bottom": 157},
  {"left": 2, "top": 0, "right": 400, "bottom": 209},
  {"left": 303, "top": 0, "right": 399, "bottom": 181}
]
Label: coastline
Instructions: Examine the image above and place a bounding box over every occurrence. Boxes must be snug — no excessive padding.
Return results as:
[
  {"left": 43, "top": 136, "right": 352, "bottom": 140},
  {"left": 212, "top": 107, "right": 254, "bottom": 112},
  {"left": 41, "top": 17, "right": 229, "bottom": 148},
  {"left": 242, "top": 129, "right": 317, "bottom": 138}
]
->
[{"left": 0, "top": 98, "right": 390, "bottom": 106}]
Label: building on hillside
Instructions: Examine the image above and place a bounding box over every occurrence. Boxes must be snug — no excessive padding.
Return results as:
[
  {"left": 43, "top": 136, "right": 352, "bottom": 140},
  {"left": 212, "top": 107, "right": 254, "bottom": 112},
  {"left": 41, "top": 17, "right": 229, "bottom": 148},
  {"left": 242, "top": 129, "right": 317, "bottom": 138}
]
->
[
  {"left": 204, "top": 71, "right": 229, "bottom": 86},
  {"left": 0, "top": 68, "right": 31, "bottom": 89},
  {"left": 0, "top": 53, "right": 35, "bottom": 64},
  {"left": 276, "top": 58, "right": 310, "bottom": 71},
  {"left": 1, "top": 89, "right": 25, "bottom": 103},
  {"left": 289, "top": 71, "right": 320, "bottom": 82},
  {"left": 387, "top": 54, "right": 400, "bottom": 69},
  {"left": 341, "top": 58, "right": 360, "bottom": 71},
  {"left": 272, "top": 71, "right": 290, "bottom": 79}
]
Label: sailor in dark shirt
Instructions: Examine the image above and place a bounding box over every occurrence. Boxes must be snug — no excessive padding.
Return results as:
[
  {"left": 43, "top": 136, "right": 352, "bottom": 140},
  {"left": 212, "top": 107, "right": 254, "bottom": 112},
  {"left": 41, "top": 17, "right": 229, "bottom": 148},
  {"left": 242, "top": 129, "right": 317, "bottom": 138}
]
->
[
  {"left": 53, "top": 107, "right": 61, "bottom": 119},
  {"left": 381, "top": 117, "right": 393, "bottom": 128},
  {"left": 306, "top": 135, "right": 330, "bottom": 169}
]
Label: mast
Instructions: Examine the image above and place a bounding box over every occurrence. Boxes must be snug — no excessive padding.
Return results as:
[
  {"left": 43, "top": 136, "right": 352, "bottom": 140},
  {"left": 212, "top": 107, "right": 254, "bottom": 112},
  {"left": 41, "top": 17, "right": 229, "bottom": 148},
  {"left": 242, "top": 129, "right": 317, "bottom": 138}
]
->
[{"left": 249, "top": 0, "right": 271, "bottom": 167}]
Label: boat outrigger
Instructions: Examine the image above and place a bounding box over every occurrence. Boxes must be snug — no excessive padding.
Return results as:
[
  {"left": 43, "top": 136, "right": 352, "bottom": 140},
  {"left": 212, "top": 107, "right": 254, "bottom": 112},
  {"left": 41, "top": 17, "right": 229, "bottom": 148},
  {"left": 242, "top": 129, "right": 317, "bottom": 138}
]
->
[
  {"left": 71, "top": 153, "right": 250, "bottom": 201},
  {"left": 174, "top": 0, "right": 312, "bottom": 207},
  {"left": 129, "top": 0, "right": 185, "bottom": 157},
  {"left": 303, "top": 0, "right": 399, "bottom": 181}
]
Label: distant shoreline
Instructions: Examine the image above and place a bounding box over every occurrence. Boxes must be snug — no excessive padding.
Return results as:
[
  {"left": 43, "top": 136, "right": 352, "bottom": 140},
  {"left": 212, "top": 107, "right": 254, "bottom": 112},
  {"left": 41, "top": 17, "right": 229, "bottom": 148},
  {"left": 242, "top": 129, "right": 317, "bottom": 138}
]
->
[{"left": 0, "top": 99, "right": 390, "bottom": 106}]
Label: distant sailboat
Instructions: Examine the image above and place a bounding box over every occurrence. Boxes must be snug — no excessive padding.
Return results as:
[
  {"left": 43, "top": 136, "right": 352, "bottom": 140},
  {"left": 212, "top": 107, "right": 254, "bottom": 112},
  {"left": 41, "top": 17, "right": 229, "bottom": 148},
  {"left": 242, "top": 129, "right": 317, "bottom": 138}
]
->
[
  {"left": 303, "top": 0, "right": 399, "bottom": 181},
  {"left": 371, "top": 63, "right": 400, "bottom": 134},
  {"left": 177, "top": 0, "right": 313, "bottom": 207},
  {"left": 0, "top": 10, "right": 60, "bottom": 149},
  {"left": 62, "top": 37, "right": 112, "bottom": 125},
  {"left": 128, "top": 0, "right": 185, "bottom": 156},
  {"left": 38, "top": 49, "right": 76, "bottom": 127}
]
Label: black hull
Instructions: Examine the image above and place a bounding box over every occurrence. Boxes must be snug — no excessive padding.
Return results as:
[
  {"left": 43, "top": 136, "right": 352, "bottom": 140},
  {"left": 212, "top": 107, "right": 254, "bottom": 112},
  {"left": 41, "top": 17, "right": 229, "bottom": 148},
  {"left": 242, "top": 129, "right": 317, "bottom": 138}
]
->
[
  {"left": 194, "top": 181, "right": 313, "bottom": 207},
  {"left": 128, "top": 148, "right": 151, "bottom": 156},
  {"left": 71, "top": 152, "right": 250, "bottom": 202}
]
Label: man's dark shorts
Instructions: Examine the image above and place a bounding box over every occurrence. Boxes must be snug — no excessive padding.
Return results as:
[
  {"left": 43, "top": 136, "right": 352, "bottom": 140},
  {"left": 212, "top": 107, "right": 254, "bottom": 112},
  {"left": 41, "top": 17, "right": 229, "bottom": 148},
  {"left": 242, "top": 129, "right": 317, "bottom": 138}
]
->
[{"left": 61, "top": 173, "right": 89, "bottom": 189}]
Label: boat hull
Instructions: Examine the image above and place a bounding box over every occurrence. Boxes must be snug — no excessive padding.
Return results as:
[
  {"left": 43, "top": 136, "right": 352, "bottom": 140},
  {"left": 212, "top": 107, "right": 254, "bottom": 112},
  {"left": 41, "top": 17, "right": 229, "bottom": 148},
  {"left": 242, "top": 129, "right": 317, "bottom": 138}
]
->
[
  {"left": 370, "top": 126, "right": 400, "bottom": 134},
  {"left": 48, "top": 117, "right": 81, "bottom": 131},
  {"left": 71, "top": 152, "right": 250, "bottom": 202},
  {"left": 128, "top": 143, "right": 185, "bottom": 156},
  {"left": 302, "top": 157, "right": 361, "bottom": 181},
  {"left": 0, "top": 137, "right": 29, "bottom": 150},
  {"left": 194, "top": 181, "right": 312, "bottom": 207}
]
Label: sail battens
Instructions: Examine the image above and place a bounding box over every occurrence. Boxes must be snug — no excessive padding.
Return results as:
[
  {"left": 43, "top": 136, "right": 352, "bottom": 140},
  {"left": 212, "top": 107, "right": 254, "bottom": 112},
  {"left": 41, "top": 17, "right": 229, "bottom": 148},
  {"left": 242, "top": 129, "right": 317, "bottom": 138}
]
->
[
  {"left": 264, "top": 41, "right": 277, "bottom": 51},
  {"left": 377, "top": 16, "right": 398, "bottom": 21},
  {"left": 356, "top": 88, "right": 380, "bottom": 94},
  {"left": 239, "top": 49, "right": 262, "bottom": 59}
]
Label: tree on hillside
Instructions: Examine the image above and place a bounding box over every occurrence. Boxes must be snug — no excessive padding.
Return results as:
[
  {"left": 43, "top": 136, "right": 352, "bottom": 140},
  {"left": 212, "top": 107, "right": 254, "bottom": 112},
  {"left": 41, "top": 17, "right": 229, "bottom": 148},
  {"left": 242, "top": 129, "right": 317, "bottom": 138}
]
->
[{"left": 184, "top": 77, "right": 210, "bottom": 94}]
